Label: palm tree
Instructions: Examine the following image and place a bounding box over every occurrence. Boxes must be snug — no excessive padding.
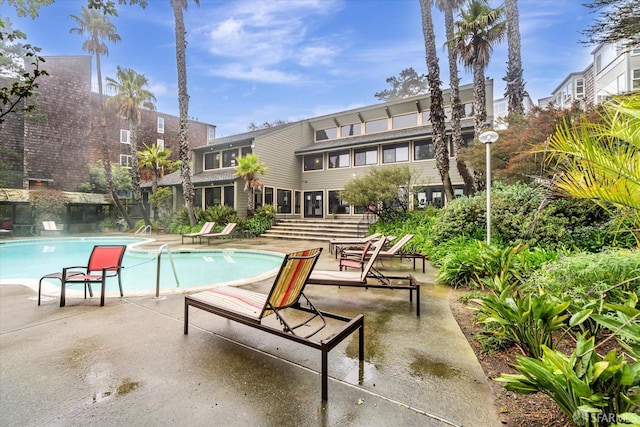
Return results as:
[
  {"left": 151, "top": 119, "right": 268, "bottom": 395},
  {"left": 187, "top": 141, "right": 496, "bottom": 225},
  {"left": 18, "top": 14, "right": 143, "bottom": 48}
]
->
[
  {"left": 546, "top": 93, "right": 640, "bottom": 246},
  {"left": 138, "top": 143, "right": 172, "bottom": 219},
  {"left": 504, "top": 0, "right": 526, "bottom": 115},
  {"left": 106, "top": 66, "right": 156, "bottom": 226},
  {"left": 233, "top": 154, "right": 268, "bottom": 217},
  {"left": 171, "top": 0, "right": 199, "bottom": 227},
  {"left": 420, "top": 0, "right": 454, "bottom": 203},
  {"left": 436, "top": 0, "right": 475, "bottom": 192},
  {"left": 70, "top": 6, "right": 133, "bottom": 229},
  {"left": 452, "top": 0, "right": 506, "bottom": 142},
  {"left": 138, "top": 143, "right": 172, "bottom": 194}
]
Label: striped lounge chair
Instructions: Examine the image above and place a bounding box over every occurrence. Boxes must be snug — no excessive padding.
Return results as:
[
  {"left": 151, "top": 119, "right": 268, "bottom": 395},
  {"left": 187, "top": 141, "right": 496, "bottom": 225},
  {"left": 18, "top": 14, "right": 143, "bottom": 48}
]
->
[{"left": 184, "top": 247, "right": 364, "bottom": 401}]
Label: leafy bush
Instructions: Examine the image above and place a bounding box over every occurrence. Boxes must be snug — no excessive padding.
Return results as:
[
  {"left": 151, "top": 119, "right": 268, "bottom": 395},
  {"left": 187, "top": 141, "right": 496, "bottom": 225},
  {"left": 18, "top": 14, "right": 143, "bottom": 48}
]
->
[
  {"left": 370, "top": 209, "right": 436, "bottom": 255},
  {"left": 430, "top": 182, "right": 624, "bottom": 252},
  {"left": 29, "top": 190, "right": 69, "bottom": 228},
  {"left": 526, "top": 249, "right": 640, "bottom": 305},
  {"left": 497, "top": 333, "right": 639, "bottom": 426},
  {"left": 475, "top": 279, "right": 571, "bottom": 359},
  {"left": 200, "top": 205, "right": 240, "bottom": 225},
  {"left": 433, "top": 240, "right": 559, "bottom": 289},
  {"left": 241, "top": 205, "right": 276, "bottom": 235}
]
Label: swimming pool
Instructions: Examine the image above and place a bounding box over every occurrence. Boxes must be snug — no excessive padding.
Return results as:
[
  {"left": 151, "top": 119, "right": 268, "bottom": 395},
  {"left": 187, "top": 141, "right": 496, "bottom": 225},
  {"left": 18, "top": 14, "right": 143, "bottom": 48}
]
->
[{"left": 0, "top": 237, "right": 284, "bottom": 298}]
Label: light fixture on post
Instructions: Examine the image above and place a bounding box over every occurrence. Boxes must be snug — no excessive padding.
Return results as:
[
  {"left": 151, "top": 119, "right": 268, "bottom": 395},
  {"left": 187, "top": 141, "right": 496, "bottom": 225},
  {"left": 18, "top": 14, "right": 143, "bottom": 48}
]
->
[{"left": 478, "top": 130, "right": 499, "bottom": 245}]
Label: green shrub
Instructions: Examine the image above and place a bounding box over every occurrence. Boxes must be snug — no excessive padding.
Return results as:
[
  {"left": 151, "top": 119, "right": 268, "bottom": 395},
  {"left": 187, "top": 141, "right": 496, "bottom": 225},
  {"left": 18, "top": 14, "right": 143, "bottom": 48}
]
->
[
  {"left": 433, "top": 238, "right": 484, "bottom": 288},
  {"left": 430, "top": 182, "right": 623, "bottom": 252},
  {"left": 371, "top": 209, "right": 436, "bottom": 255},
  {"left": 526, "top": 249, "right": 640, "bottom": 305},
  {"left": 497, "top": 333, "right": 639, "bottom": 426},
  {"left": 475, "top": 280, "right": 571, "bottom": 359}
]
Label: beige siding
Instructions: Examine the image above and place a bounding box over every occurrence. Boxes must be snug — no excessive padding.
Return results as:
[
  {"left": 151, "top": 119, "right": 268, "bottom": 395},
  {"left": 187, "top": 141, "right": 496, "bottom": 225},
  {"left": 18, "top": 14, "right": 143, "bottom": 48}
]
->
[{"left": 255, "top": 122, "right": 310, "bottom": 191}]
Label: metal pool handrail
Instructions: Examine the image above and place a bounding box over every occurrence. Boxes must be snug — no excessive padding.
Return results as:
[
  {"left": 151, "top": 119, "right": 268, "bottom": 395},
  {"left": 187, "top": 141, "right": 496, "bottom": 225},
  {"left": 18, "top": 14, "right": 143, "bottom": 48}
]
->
[{"left": 156, "top": 244, "right": 180, "bottom": 298}]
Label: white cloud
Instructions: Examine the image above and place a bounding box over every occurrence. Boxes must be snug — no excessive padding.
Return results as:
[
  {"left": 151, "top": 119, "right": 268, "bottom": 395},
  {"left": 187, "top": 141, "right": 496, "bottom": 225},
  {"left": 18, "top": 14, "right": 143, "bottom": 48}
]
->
[
  {"left": 191, "top": 0, "right": 343, "bottom": 83},
  {"left": 207, "top": 63, "right": 300, "bottom": 84}
]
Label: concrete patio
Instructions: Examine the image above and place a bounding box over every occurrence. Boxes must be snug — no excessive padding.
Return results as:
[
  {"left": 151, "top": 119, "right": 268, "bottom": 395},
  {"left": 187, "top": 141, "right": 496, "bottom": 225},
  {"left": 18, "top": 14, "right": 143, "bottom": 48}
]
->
[{"left": 0, "top": 234, "right": 500, "bottom": 426}]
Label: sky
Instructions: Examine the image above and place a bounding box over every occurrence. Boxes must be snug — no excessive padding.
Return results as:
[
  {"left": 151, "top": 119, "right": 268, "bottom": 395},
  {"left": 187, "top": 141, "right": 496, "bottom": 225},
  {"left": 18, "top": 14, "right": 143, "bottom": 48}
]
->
[{"left": 1, "top": 0, "right": 596, "bottom": 136}]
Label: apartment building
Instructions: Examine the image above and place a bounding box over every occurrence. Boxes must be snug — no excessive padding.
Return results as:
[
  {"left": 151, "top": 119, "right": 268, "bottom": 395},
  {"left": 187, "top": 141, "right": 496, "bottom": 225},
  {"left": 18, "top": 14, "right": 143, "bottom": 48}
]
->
[
  {"left": 547, "top": 41, "right": 640, "bottom": 108},
  {"left": 157, "top": 80, "right": 493, "bottom": 219},
  {"left": 0, "top": 55, "right": 215, "bottom": 229}
]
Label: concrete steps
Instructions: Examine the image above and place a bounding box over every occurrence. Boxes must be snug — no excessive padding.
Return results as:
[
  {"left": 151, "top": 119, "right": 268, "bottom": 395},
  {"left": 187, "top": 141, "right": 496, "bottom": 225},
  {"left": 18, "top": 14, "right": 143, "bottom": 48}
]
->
[{"left": 262, "top": 218, "right": 374, "bottom": 241}]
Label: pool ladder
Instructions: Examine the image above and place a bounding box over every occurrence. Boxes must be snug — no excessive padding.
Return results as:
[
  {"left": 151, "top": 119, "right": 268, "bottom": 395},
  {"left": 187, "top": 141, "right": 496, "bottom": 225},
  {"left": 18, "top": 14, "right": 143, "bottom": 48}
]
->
[{"left": 155, "top": 244, "right": 180, "bottom": 299}]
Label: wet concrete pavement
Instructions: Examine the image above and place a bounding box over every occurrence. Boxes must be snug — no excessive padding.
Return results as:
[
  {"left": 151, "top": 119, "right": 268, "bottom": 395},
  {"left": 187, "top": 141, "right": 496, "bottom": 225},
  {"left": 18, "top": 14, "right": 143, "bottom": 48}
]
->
[{"left": 0, "top": 234, "right": 501, "bottom": 426}]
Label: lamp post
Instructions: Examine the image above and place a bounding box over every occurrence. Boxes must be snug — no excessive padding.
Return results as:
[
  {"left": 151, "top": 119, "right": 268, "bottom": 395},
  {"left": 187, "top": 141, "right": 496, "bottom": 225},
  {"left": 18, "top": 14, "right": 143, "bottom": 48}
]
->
[{"left": 479, "top": 130, "right": 499, "bottom": 245}]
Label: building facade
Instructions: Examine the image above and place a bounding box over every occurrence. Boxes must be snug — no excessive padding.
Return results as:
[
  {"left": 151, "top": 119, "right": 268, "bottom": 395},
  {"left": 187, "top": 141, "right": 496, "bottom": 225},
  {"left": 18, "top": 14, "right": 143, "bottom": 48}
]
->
[
  {"left": 0, "top": 55, "right": 215, "bottom": 229},
  {"left": 156, "top": 80, "right": 493, "bottom": 219},
  {"left": 546, "top": 41, "right": 640, "bottom": 108}
]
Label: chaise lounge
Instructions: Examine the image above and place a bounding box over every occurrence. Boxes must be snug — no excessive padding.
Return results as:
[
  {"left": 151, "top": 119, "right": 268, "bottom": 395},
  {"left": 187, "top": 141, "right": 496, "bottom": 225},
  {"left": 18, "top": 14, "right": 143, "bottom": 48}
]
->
[
  {"left": 308, "top": 239, "right": 420, "bottom": 316},
  {"left": 200, "top": 222, "right": 237, "bottom": 244},
  {"left": 184, "top": 247, "right": 364, "bottom": 401},
  {"left": 340, "top": 234, "right": 427, "bottom": 273},
  {"left": 181, "top": 221, "right": 215, "bottom": 244}
]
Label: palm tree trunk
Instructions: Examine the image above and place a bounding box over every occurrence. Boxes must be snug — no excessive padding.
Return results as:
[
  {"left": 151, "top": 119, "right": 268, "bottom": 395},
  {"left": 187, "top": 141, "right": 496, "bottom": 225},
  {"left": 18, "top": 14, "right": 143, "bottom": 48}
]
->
[
  {"left": 473, "top": 61, "right": 487, "bottom": 141},
  {"left": 443, "top": 3, "right": 475, "bottom": 192},
  {"left": 96, "top": 53, "right": 133, "bottom": 229},
  {"left": 504, "top": 0, "right": 525, "bottom": 115},
  {"left": 128, "top": 120, "right": 151, "bottom": 226},
  {"left": 420, "top": 0, "right": 454, "bottom": 203},
  {"left": 172, "top": 0, "right": 197, "bottom": 227}
]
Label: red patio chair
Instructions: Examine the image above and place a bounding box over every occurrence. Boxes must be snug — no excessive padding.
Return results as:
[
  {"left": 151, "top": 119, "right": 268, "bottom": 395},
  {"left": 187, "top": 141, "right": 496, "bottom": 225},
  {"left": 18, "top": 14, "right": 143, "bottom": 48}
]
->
[{"left": 38, "top": 245, "right": 127, "bottom": 307}]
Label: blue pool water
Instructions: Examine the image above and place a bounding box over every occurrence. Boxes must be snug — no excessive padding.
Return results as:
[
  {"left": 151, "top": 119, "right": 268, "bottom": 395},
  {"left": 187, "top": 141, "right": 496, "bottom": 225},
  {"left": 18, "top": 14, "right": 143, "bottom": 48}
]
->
[{"left": 0, "top": 238, "right": 284, "bottom": 295}]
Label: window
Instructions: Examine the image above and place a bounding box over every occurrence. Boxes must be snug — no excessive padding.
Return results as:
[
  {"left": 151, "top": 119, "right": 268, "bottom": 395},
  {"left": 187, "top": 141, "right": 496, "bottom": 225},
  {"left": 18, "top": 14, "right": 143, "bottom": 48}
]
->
[
  {"left": 633, "top": 69, "right": 640, "bottom": 89},
  {"left": 414, "top": 139, "right": 435, "bottom": 160},
  {"left": 494, "top": 100, "right": 507, "bottom": 115},
  {"left": 414, "top": 187, "right": 427, "bottom": 209},
  {"left": 341, "top": 123, "right": 361, "bottom": 137},
  {"left": 328, "top": 190, "right": 350, "bottom": 214},
  {"left": 382, "top": 143, "right": 409, "bottom": 163},
  {"left": 119, "top": 154, "right": 132, "bottom": 168},
  {"left": 204, "top": 152, "right": 220, "bottom": 170},
  {"left": 315, "top": 127, "right": 338, "bottom": 141},
  {"left": 392, "top": 113, "right": 417, "bottom": 129},
  {"left": 432, "top": 191, "right": 443, "bottom": 208},
  {"left": 277, "top": 189, "right": 292, "bottom": 214},
  {"left": 464, "top": 103, "right": 474, "bottom": 117},
  {"left": 354, "top": 147, "right": 378, "bottom": 166},
  {"left": 204, "top": 187, "right": 221, "bottom": 207},
  {"left": 304, "top": 153, "right": 323, "bottom": 171},
  {"left": 222, "top": 148, "right": 238, "bottom": 167},
  {"left": 207, "top": 126, "right": 216, "bottom": 141},
  {"left": 444, "top": 106, "right": 451, "bottom": 120},
  {"left": 223, "top": 186, "right": 234, "bottom": 207},
  {"left": 633, "top": 48, "right": 640, "bottom": 55},
  {"left": 365, "top": 118, "right": 387, "bottom": 133},
  {"left": 157, "top": 117, "right": 165, "bottom": 134},
  {"left": 264, "top": 187, "right": 274, "bottom": 205},
  {"left": 576, "top": 78, "right": 584, "bottom": 99},
  {"left": 156, "top": 139, "right": 164, "bottom": 151},
  {"left": 120, "top": 129, "right": 130, "bottom": 144},
  {"left": 422, "top": 110, "right": 431, "bottom": 124},
  {"left": 328, "top": 150, "right": 350, "bottom": 169},
  {"left": 241, "top": 146, "right": 252, "bottom": 157}
]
